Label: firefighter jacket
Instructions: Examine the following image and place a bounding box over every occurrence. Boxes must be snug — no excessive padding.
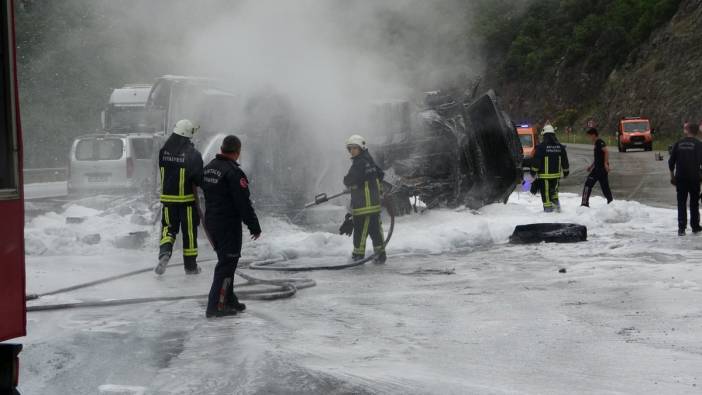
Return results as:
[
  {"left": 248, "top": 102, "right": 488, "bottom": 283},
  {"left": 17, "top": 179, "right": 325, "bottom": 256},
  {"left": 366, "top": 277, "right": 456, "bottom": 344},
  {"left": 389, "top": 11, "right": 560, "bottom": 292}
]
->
[
  {"left": 343, "top": 149, "right": 385, "bottom": 216},
  {"left": 159, "top": 134, "right": 203, "bottom": 204},
  {"left": 531, "top": 135, "right": 569, "bottom": 179},
  {"left": 201, "top": 154, "right": 261, "bottom": 236},
  {"left": 669, "top": 136, "right": 702, "bottom": 182}
]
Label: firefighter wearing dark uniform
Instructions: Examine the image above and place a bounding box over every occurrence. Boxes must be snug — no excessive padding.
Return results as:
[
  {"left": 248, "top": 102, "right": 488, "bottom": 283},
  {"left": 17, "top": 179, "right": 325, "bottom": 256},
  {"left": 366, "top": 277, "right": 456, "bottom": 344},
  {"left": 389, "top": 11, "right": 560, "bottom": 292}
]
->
[
  {"left": 154, "top": 119, "right": 204, "bottom": 275},
  {"left": 202, "top": 135, "right": 261, "bottom": 317},
  {"left": 343, "top": 134, "right": 386, "bottom": 263},
  {"left": 581, "top": 127, "right": 613, "bottom": 207},
  {"left": 530, "top": 125, "right": 570, "bottom": 212},
  {"left": 669, "top": 122, "right": 702, "bottom": 236}
]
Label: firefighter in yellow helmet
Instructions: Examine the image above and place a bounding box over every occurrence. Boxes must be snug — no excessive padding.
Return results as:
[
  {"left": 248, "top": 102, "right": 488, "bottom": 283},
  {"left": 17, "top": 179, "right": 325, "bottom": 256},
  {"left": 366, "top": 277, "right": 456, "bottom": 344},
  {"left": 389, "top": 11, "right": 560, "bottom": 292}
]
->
[{"left": 342, "top": 134, "right": 386, "bottom": 263}]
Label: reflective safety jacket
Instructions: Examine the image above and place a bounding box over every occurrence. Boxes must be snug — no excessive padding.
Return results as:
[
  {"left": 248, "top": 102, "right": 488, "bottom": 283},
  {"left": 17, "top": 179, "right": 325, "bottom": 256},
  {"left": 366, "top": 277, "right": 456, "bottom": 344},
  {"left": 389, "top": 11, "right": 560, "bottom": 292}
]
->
[
  {"left": 201, "top": 154, "right": 261, "bottom": 236},
  {"left": 343, "top": 150, "right": 384, "bottom": 216},
  {"left": 159, "top": 134, "right": 203, "bottom": 204},
  {"left": 531, "top": 135, "right": 569, "bottom": 180}
]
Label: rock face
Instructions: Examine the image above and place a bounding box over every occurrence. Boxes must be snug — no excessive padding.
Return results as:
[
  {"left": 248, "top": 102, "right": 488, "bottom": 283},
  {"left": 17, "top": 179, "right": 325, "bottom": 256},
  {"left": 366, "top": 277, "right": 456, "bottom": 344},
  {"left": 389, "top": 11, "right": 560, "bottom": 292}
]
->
[
  {"left": 599, "top": 0, "right": 702, "bottom": 134},
  {"left": 491, "top": 0, "right": 702, "bottom": 135}
]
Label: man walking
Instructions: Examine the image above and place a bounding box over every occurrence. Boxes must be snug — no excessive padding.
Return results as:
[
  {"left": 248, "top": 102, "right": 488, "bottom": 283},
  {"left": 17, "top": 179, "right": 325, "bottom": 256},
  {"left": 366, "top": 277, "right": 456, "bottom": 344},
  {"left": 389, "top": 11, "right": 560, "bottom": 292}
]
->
[
  {"left": 155, "top": 119, "right": 204, "bottom": 275},
  {"left": 202, "top": 135, "right": 261, "bottom": 317},
  {"left": 669, "top": 122, "right": 702, "bottom": 236},
  {"left": 530, "top": 124, "right": 570, "bottom": 212},
  {"left": 581, "top": 128, "right": 613, "bottom": 207},
  {"left": 343, "top": 134, "right": 386, "bottom": 263}
]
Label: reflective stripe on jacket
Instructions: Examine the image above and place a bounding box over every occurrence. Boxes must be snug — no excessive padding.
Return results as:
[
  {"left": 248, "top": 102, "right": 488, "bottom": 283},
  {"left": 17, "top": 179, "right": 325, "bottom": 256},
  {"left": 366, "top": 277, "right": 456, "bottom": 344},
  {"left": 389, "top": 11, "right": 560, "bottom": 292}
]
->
[
  {"left": 159, "top": 134, "right": 203, "bottom": 204},
  {"left": 531, "top": 136, "right": 569, "bottom": 180},
  {"left": 343, "top": 150, "right": 384, "bottom": 216}
]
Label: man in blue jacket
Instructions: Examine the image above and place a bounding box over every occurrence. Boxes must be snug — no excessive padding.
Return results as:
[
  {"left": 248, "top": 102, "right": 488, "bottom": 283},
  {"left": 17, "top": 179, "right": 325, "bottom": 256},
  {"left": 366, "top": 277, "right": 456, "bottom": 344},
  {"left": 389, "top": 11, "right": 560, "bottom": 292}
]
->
[{"left": 201, "top": 135, "right": 262, "bottom": 317}]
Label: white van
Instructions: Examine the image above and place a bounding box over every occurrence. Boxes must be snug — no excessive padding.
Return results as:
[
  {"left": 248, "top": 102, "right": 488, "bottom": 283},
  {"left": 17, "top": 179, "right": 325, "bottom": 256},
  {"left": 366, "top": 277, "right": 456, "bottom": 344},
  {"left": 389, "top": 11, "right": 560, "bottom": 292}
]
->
[{"left": 68, "top": 133, "right": 157, "bottom": 194}]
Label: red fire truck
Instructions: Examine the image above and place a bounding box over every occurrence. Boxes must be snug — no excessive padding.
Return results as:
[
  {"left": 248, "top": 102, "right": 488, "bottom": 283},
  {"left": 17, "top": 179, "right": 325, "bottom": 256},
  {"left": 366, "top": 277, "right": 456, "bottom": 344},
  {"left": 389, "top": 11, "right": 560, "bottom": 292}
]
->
[{"left": 0, "top": 0, "right": 26, "bottom": 393}]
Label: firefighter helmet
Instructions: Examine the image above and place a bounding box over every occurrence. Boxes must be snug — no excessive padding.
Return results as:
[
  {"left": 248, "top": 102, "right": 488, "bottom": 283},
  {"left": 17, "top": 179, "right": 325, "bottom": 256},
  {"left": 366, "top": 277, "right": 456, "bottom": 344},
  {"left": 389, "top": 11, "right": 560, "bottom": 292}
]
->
[
  {"left": 173, "top": 119, "right": 199, "bottom": 138},
  {"left": 541, "top": 124, "right": 556, "bottom": 135},
  {"left": 345, "top": 134, "right": 366, "bottom": 149}
]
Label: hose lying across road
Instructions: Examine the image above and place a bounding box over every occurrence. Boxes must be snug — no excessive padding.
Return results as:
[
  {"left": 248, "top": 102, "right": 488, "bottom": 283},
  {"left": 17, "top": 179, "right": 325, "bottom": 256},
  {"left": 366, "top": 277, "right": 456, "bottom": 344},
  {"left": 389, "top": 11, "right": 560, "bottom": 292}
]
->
[{"left": 26, "top": 194, "right": 395, "bottom": 312}]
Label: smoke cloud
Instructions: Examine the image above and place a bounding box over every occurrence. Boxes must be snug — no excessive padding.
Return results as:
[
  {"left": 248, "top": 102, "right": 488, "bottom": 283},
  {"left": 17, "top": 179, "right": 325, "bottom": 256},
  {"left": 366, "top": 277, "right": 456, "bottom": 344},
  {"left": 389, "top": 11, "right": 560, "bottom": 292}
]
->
[{"left": 19, "top": 0, "right": 484, "bottom": 173}]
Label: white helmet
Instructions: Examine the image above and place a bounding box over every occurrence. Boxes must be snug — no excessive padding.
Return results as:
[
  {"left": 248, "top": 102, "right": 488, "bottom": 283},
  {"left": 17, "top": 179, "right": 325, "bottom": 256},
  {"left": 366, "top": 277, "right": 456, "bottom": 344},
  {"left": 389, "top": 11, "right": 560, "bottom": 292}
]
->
[
  {"left": 541, "top": 124, "right": 556, "bottom": 135},
  {"left": 345, "top": 134, "right": 366, "bottom": 149},
  {"left": 173, "top": 119, "right": 199, "bottom": 138}
]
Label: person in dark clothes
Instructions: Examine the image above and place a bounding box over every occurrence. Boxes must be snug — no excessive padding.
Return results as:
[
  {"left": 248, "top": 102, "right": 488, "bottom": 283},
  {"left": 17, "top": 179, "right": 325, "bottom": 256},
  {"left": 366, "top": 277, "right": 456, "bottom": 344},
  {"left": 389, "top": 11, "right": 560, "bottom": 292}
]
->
[
  {"left": 669, "top": 122, "right": 702, "bottom": 236},
  {"left": 581, "top": 128, "right": 613, "bottom": 207},
  {"left": 530, "top": 124, "right": 570, "bottom": 212},
  {"left": 201, "top": 135, "right": 261, "bottom": 317},
  {"left": 155, "top": 119, "right": 204, "bottom": 275},
  {"left": 343, "top": 134, "right": 386, "bottom": 263}
]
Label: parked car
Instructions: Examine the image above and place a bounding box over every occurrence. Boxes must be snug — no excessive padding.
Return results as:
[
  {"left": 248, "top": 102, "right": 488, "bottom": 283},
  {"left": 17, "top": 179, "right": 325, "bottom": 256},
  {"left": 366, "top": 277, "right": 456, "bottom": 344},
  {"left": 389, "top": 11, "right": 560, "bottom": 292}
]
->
[{"left": 68, "top": 133, "right": 157, "bottom": 194}]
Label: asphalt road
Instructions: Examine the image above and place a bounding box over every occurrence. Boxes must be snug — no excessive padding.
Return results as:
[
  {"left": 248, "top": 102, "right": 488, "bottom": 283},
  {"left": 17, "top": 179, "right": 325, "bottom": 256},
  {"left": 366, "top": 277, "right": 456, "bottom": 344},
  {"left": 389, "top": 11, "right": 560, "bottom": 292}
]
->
[{"left": 559, "top": 144, "right": 676, "bottom": 209}]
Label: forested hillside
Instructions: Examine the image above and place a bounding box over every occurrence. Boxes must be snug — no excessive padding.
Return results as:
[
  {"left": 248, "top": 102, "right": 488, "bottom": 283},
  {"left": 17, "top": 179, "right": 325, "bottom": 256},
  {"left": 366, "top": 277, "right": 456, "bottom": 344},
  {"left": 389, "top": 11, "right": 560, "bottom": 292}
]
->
[{"left": 477, "top": 0, "right": 700, "bottom": 138}]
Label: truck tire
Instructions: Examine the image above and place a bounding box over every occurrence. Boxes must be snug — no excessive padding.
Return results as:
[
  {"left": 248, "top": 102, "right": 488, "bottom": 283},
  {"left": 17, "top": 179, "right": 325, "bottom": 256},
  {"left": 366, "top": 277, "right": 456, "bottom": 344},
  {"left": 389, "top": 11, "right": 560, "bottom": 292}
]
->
[
  {"left": 509, "top": 223, "right": 587, "bottom": 244},
  {"left": 645, "top": 144, "right": 653, "bottom": 152},
  {"left": 618, "top": 142, "right": 625, "bottom": 153}
]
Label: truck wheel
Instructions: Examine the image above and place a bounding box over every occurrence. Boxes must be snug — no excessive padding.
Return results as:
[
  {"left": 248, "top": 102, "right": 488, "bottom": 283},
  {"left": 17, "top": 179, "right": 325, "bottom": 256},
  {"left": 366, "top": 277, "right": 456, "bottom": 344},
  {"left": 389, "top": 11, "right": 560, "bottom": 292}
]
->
[
  {"left": 618, "top": 142, "right": 625, "bottom": 153},
  {"left": 645, "top": 144, "right": 653, "bottom": 151}
]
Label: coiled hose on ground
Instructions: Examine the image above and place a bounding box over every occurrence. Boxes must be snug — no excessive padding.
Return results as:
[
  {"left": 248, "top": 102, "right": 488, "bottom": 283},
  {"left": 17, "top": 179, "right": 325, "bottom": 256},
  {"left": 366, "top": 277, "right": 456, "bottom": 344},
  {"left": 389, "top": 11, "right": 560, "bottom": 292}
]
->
[{"left": 26, "top": 191, "right": 395, "bottom": 312}]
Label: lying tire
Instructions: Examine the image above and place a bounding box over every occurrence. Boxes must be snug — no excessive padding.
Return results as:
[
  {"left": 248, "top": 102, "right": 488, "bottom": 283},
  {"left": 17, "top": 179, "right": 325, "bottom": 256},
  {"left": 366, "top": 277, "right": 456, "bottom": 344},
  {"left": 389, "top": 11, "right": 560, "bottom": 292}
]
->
[{"left": 509, "top": 223, "right": 587, "bottom": 244}]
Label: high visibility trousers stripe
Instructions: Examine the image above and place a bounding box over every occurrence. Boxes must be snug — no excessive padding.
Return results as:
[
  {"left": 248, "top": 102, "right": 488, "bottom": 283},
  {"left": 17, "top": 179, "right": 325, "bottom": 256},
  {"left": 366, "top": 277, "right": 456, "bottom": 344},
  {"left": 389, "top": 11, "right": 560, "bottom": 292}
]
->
[
  {"left": 354, "top": 216, "right": 371, "bottom": 255},
  {"left": 179, "top": 168, "right": 186, "bottom": 197},
  {"left": 544, "top": 179, "right": 552, "bottom": 208},
  {"left": 187, "top": 206, "right": 195, "bottom": 251}
]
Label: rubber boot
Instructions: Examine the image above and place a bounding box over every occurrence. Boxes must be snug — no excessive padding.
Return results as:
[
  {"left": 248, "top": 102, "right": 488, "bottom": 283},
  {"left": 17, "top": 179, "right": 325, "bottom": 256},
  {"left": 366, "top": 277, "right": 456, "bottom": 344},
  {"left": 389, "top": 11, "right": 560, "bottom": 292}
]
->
[
  {"left": 228, "top": 293, "right": 246, "bottom": 312},
  {"left": 206, "top": 277, "right": 237, "bottom": 318},
  {"left": 349, "top": 254, "right": 364, "bottom": 263},
  {"left": 373, "top": 251, "right": 387, "bottom": 264},
  {"left": 154, "top": 252, "right": 171, "bottom": 275},
  {"left": 184, "top": 256, "right": 201, "bottom": 275}
]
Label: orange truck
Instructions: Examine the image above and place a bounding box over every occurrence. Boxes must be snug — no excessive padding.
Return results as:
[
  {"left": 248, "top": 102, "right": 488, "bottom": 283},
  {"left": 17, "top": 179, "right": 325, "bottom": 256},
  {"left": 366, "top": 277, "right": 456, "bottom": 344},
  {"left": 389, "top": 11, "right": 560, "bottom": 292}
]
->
[
  {"left": 517, "top": 124, "right": 538, "bottom": 170},
  {"left": 617, "top": 117, "right": 653, "bottom": 152}
]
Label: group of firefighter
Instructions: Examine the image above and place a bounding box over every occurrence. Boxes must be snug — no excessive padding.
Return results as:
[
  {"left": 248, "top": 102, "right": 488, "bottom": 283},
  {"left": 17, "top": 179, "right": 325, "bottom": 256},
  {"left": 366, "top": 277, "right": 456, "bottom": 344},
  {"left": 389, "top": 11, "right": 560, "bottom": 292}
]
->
[
  {"left": 155, "top": 116, "right": 701, "bottom": 318},
  {"left": 154, "top": 120, "right": 385, "bottom": 318},
  {"left": 528, "top": 124, "right": 613, "bottom": 212},
  {"left": 530, "top": 120, "right": 702, "bottom": 237}
]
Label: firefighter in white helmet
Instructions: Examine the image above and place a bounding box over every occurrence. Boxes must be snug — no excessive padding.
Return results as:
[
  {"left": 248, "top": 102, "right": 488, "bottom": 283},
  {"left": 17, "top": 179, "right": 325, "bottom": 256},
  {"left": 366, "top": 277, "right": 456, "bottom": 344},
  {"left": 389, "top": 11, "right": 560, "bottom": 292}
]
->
[
  {"left": 341, "top": 134, "right": 387, "bottom": 263},
  {"left": 530, "top": 124, "right": 570, "bottom": 212},
  {"left": 155, "top": 119, "right": 204, "bottom": 275}
]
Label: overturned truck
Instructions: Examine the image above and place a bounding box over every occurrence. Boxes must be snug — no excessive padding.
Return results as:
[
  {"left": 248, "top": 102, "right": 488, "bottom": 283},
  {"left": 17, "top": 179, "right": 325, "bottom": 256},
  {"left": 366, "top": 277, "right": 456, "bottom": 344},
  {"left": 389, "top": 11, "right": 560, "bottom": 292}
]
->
[{"left": 373, "top": 90, "right": 522, "bottom": 214}]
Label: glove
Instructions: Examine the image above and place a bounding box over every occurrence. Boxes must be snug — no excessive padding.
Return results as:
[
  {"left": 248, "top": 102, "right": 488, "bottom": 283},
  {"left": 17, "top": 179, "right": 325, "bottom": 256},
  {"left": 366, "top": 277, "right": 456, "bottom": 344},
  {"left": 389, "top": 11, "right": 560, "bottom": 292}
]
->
[
  {"left": 530, "top": 179, "right": 541, "bottom": 195},
  {"left": 563, "top": 170, "right": 569, "bottom": 179},
  {"left": 339, "top": 214, "right": 353, "bottom": 236},
  {"left": 670, "top": 177, "right": 676, "bottom": 186}
]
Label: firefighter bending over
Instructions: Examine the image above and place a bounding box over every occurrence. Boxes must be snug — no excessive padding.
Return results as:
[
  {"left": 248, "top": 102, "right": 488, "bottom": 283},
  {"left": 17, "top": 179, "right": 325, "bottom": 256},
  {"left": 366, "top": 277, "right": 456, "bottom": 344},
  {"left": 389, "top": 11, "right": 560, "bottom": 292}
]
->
[
  {"left": 155, "top": 119, "right": 204, "bottom": 275},
  {"left": 343, "top": 135, "right": 386, "bottom": 263},
  {"left": 530, "top": 124, "right": 570, "bottom": 212},
  {"left": 202, "top": 135, "right": 261, "bottom": 317}
]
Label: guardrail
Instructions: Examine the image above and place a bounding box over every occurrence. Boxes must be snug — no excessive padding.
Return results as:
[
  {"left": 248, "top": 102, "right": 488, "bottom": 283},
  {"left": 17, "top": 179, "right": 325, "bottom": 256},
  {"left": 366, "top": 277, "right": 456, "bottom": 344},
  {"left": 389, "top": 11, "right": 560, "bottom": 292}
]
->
[{"left": 23, "top": 167, "right": 68, "bottom": 184}]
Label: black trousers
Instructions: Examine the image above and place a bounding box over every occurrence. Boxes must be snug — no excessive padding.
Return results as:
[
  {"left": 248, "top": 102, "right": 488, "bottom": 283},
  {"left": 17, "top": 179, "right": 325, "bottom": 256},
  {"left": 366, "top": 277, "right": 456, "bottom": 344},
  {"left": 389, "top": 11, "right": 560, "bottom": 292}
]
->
[
  {"left": 352, "top": 212, "right": 384, "bottom": 257},
  {"left": 676, "top": 179, "right": 700, "bottom": 231},
  {"left": 539, "top": 178, "right": 560, "bottom": 210},
  {"left": 582, "top": 169, "right": 613, "bottom": 206},
  {"left": 206, "top": 225, "right": 242, "bottom": 312},
  {"left": 159, "top": 203, "right": 199, "bottom": 270}
]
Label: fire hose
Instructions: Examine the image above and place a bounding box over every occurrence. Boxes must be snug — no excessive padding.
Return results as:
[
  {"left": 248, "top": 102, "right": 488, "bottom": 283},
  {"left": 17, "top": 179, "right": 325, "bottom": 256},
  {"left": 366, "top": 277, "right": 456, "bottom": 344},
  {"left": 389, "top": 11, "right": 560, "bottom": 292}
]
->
[
  {"left": 248, "top": 189, "right": 396, "bottom": 271},
  {"left": 26, "top": 188, "right": 394, "bottom": 312}
]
